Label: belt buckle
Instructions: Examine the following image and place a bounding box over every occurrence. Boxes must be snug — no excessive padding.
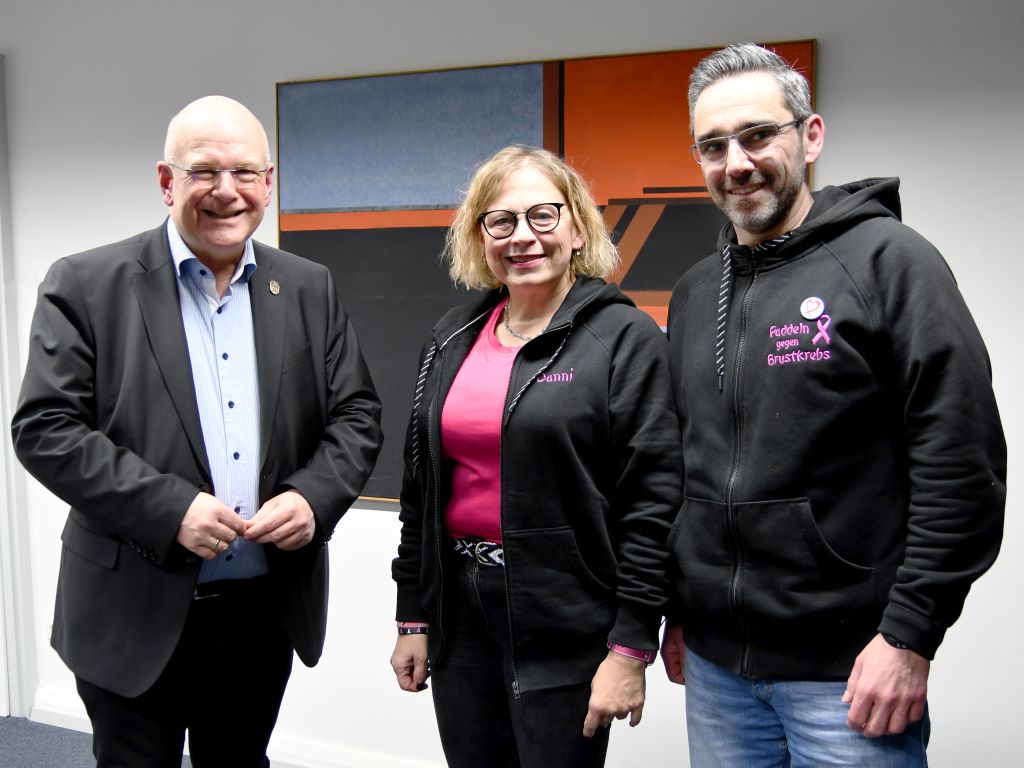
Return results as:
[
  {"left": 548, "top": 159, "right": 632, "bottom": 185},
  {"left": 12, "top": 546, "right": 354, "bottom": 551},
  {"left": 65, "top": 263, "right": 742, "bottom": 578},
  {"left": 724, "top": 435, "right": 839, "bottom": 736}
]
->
[{"left": 473, "top": 540, "right": 490, "bottom": 565}]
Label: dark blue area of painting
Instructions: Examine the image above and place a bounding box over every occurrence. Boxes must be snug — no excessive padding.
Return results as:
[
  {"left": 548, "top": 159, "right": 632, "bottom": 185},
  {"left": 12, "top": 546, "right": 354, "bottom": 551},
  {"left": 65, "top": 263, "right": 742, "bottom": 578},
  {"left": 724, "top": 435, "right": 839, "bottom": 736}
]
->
[{"left": 278, "top": 65, "right": 544, "bottom": 213}]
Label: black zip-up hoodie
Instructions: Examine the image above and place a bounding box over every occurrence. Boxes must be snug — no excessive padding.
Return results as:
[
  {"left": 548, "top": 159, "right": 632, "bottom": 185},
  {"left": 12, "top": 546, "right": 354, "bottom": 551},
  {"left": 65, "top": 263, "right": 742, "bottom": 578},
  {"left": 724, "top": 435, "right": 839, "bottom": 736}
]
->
[
  {"left": 393, "top": 277, "right": 684, "bottom": 694},
  {"left": 666, "top": 177, "right": 1006, "bottom": 680}
]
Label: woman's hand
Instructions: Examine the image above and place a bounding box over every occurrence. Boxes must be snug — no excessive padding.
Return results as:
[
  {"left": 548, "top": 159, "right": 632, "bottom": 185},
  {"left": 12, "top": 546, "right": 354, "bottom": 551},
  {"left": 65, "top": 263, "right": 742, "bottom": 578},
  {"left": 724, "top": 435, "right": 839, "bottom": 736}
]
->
[
  {"left": 582, "top": 651, "right": 647, "bottom": 737},
  {"left": 391, "top": 633, "right": 430, "bottom": 692}
]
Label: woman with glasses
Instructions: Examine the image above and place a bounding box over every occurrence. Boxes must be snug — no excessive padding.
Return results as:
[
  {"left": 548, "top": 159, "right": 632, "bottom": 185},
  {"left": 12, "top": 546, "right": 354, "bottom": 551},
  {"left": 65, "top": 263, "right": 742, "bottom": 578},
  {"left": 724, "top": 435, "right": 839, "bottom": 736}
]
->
[{"left": 390, "top": 145, "right": 682, "bottom": 767}]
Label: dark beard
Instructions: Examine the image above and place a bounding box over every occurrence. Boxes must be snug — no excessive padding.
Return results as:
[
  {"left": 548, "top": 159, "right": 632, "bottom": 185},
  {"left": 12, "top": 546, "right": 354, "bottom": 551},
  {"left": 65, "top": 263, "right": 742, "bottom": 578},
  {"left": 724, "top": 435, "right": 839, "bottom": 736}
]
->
[{"left": 726, "top": 166, "right": 804, "bottom": 236}]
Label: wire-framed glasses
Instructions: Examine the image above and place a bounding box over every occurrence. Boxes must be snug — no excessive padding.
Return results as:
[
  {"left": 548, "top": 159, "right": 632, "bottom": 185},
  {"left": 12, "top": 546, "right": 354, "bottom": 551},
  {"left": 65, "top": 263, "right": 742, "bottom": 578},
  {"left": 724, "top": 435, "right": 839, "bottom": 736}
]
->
[
  {"left": 167, "top": 161, "right": 269, "bottom": 185},
  {"left": 690, "top": 119, "right": 805, "bottom": 165}
]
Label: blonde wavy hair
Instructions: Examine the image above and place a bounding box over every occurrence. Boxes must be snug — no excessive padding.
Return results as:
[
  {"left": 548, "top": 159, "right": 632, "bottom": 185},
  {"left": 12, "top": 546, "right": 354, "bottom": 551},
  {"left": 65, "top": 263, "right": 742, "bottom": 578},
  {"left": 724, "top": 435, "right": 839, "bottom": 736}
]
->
[{"left": 445, "top": 146, "right": 619, "bottom": 290}]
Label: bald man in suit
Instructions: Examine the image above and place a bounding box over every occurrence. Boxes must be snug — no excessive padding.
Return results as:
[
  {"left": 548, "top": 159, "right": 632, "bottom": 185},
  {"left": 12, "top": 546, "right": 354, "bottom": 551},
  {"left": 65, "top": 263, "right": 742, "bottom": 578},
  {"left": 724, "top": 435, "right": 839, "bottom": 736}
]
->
[{"left": 12, "top": 95, "right": 382, "bottom": 766}]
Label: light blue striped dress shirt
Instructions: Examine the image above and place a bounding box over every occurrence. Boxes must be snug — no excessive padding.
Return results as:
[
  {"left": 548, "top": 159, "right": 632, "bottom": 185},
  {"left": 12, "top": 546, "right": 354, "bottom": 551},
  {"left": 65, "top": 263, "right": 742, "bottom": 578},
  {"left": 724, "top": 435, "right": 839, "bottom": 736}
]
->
[{"left": 166, "top": 220, "right": 268, "bottom": 582}]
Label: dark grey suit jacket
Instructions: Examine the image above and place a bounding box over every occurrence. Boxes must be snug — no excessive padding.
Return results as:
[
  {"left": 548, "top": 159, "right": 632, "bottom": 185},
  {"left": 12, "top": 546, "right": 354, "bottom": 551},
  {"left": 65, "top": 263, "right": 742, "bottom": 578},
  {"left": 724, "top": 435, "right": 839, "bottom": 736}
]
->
[{"left": 11, "top": 224, "right": 382, "bottom": 697}]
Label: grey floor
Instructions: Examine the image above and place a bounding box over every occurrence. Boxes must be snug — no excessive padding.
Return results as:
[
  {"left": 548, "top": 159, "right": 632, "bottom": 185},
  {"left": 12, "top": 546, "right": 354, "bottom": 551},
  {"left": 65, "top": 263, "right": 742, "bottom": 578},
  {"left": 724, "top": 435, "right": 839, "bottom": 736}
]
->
[{"left": 0, "top": 716, "right": 193, "bottom": 767}]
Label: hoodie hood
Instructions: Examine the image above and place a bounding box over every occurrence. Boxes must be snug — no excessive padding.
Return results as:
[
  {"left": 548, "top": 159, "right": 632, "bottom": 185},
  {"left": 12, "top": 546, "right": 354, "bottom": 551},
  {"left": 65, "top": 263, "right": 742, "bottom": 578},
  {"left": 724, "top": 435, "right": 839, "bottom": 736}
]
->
[
  {"left": 408, "top": 276, "right": 636, "bottom": 461},
  {"left": 431, "top": 275, "right": 635, "bottom": 349},
  {"left": 711, "top": 177, "right": 904, "bottom": 389},
  {"left": 716, "top": 177, "right": 904, "bottom": 265}
]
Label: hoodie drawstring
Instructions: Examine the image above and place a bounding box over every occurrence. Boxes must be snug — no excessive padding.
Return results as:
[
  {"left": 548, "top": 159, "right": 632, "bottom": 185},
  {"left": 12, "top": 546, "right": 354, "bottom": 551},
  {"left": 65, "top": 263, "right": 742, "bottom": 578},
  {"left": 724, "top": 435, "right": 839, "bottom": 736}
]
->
[
  {"left": 715, "top": 232, "right": 794, "bottom": 393},
  {"left": 715, "top": 243, "right": 732, "bottom": 392}
]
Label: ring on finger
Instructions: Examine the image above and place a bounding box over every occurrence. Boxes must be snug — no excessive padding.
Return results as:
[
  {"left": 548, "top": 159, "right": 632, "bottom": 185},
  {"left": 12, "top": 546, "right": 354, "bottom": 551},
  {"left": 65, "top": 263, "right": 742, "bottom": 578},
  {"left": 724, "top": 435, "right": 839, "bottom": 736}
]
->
[{"left": 212, "top": 538, "right": 221, "bottom": 551}]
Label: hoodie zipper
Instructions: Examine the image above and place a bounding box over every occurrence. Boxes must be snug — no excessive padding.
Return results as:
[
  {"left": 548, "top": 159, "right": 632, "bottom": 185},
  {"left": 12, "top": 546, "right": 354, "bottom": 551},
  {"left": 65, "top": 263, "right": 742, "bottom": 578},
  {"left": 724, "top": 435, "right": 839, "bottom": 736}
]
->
[
  {"left": 725, "top": 253, "right": 759, "bottom": 676},
  {"left": 498, "top": 358, "right": 521, "bottom": 699},
  {"left": 500, "top": 318, "right": 574, "bottom": 700},
  {"left": 423, "top": 311, "right": 492, "bottom": 658},
  {"left": 426, "top": 397, "right": 445, "bottom": 649}
]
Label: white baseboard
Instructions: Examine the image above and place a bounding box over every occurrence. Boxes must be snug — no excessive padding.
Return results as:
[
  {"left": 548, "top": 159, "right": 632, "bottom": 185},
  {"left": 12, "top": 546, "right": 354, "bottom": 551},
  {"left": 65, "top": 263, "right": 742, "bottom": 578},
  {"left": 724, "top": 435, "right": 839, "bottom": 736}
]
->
[
  {"left": 30, "top": 683, "right": 91, "bottom": 732},
  {"left": 265, "top": 734, "right": 440, "bottom": 768}
]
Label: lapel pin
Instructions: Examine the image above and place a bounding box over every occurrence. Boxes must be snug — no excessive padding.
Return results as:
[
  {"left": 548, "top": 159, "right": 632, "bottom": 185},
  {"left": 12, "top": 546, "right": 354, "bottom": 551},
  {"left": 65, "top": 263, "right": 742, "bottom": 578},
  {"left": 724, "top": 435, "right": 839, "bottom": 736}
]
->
[{"left": 269, "top": 279, "right": 281, "bottom": 295}]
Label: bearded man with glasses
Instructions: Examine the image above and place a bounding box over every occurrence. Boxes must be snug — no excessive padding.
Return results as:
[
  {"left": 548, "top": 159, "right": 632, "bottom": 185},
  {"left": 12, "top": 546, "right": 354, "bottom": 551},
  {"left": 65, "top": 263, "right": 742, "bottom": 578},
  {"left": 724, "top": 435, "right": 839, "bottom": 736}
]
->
[
  {"left": 662, "top": 43, "right": 1005, "bottom": 768},
  {"left": 12, "top": 95, "right": 382, "bottom": 766}
]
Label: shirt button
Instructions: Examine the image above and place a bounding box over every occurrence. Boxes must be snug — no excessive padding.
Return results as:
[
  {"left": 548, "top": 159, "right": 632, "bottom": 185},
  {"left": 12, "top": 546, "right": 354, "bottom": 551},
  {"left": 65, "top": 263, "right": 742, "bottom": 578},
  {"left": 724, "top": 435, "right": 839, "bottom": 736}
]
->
[
  {"left": 216, "top": 307, "right": 223, "bottom": 314},
  {"left": 222, "top": 353, "right": 229, "bottom": 360},
  {"left": 233, "top": 452, "right": 240, "bottom": 460},
  {"left": 226, "top": 554, "right": 234, "bottom": 562},
  {"left": 234, "top": 506, "right": 241, "bottom": 513},
  {"left": 228, "top": 401, "right": 235, "bottom": 408}
]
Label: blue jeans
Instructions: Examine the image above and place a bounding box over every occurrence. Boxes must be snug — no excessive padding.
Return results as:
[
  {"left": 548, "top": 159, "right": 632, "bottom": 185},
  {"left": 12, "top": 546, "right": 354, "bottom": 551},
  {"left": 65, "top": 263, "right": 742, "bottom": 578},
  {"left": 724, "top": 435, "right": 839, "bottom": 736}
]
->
[{"left": 685, "top": 648, "right": 929, "bottom": 768}]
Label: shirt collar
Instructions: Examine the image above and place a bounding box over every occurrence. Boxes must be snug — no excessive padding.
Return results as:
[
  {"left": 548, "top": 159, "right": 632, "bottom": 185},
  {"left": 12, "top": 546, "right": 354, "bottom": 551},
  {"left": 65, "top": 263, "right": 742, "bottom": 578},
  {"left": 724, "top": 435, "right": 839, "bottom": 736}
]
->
[{"left": 166, "top": 218, "right": 257, "bottom": 284}]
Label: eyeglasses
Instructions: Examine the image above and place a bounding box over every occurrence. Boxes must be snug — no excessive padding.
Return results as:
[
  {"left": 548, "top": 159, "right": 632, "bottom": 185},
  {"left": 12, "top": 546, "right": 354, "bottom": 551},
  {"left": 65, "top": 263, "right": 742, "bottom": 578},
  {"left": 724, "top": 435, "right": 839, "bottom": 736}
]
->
[
  {"left": 166, "top": 162, "right": 269, "bottom": 185},
  {"left": 690, "top": 119, "right": 805, "bottom": 166},
  {"left": 479, "top": 203, "right": 564, "bottom": 239}
]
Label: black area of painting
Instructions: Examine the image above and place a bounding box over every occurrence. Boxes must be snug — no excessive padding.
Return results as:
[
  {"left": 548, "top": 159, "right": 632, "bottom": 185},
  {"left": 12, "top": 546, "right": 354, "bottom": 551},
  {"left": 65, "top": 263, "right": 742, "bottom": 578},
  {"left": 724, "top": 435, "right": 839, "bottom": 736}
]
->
[
  {"left": 282, "top": 227, "right": 464, "bottom": 500},
  {"left": 616, "top": 200, "right": 727, "bottom": 291}
]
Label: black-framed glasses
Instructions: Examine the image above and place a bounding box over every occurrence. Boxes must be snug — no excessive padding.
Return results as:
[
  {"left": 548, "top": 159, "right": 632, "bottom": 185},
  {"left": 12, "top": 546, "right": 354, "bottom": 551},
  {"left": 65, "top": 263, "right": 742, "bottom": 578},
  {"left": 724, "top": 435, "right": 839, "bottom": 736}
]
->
[
  {"left": 690, "top": 119, "right": 805, "bottom": 165},
  {"left": 479, "top": 203, "right": 564, "bottom": 239},
  {"left": 167, "top": 161, "right": 269, "bottom": 185}
]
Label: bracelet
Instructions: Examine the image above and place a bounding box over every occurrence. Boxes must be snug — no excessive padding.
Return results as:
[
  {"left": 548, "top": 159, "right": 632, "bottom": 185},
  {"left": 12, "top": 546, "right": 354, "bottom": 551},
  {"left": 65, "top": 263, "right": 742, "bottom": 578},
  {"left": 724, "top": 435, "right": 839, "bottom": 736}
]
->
[
  {"left": 398, "top": 626, "right": 429, "bottom": 636},
  {"left": 607, "top": 641, "right": 657, "bottom": 665}
]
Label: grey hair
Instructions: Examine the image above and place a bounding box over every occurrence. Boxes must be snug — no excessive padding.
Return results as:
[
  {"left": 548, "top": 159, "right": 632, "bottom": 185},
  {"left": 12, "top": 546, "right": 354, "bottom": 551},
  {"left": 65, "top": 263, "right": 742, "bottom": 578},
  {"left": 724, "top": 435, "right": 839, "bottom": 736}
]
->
[{"left": 688, "top": 43, "right": 812, "bottom": 131}]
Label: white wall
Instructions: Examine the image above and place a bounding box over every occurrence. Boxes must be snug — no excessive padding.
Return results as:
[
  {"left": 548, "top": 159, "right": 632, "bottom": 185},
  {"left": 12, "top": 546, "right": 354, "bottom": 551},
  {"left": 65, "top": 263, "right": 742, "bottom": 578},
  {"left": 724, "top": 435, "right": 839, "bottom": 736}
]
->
[{"left": 0, "top": 1, "right": 1020, "bottom": 765}]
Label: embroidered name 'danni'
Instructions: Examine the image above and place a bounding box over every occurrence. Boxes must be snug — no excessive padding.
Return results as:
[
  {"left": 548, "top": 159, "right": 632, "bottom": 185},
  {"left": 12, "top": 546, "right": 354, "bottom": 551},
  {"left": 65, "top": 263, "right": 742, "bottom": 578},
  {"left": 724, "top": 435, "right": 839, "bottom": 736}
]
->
[{"left": 536, "top": 367, "right": 574, "bottom": 383}]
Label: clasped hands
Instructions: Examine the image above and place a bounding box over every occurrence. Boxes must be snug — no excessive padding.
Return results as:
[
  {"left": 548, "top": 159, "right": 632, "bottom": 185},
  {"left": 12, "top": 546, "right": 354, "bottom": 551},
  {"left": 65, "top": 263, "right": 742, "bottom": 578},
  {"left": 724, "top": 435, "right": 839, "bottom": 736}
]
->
[{"left": 176, "top": 489, "right": 316, "bottom": 559}]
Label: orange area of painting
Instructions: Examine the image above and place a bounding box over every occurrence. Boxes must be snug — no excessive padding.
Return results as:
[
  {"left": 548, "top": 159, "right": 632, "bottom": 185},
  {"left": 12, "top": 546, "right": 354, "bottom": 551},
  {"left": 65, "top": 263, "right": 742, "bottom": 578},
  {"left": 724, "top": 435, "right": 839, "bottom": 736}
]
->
[
  {"left": 561, "top": 42, "right": 814, "bottom": 206},
  {"left": 280, "top": 209, "right": 455, "bottom": 231}
]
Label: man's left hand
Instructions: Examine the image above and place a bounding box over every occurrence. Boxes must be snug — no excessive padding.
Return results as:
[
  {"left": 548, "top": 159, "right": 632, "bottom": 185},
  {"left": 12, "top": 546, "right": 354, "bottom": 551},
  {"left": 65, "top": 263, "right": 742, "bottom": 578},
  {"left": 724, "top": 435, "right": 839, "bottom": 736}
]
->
[
  {"left": 582, "top": 651, "right": 647, "bottom": 738},
  {"left": 244, "top": 490, "right": 316, "bottom": 550},
  {"left": 843, "top": 633, "right": 929, "bottom": 737}
]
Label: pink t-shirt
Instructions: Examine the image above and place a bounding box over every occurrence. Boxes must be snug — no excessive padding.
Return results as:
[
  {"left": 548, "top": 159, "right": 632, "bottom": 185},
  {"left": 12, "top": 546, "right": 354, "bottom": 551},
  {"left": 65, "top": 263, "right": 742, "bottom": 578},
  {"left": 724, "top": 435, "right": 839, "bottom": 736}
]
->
[{"left": 441, "top": 300, "right": 517, "bottom": 542}]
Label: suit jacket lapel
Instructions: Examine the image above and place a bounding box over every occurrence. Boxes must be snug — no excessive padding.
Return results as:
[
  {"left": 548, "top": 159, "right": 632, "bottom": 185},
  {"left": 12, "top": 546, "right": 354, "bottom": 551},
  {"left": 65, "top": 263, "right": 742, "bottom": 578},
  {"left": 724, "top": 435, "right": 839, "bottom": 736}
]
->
[
  {"left": 250, "top": 243, "right": 286, "bottom": 471},
  {"left": 132, "top": 225, "right": 213, "bottom": 482}
]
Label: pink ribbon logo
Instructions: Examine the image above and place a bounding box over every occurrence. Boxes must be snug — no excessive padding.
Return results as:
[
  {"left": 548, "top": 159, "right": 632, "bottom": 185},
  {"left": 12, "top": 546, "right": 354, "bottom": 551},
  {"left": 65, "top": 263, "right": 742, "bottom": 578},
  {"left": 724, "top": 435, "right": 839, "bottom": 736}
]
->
[{"left": 812, "top": 314, "right": 831, "bottom": 345}]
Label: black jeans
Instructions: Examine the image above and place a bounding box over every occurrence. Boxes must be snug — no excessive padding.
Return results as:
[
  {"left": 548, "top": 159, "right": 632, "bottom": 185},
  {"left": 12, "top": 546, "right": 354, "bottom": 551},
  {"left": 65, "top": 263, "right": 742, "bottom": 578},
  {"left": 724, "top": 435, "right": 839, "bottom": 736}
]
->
[
  {"left": 76, "top": 577, "right": 292, "bottom": 768},
  {"left": 431, "top": 551, "right": 610, "bottom": 768}
]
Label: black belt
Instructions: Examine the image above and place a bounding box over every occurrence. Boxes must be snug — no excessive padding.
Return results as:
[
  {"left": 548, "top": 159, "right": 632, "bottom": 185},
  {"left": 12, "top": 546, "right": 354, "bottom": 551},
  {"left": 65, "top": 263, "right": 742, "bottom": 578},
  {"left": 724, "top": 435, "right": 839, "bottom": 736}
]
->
[{"left": 193, "top": 574, "right": 270, "bottom": 601}]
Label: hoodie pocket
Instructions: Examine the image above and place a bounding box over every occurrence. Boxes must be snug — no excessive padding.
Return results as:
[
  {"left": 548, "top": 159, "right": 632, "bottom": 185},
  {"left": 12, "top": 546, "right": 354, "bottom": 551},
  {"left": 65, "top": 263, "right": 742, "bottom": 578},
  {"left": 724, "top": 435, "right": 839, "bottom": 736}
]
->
[
  {"left": 735, "top": 498, "right": 878, "bottom": 629},
  {"left": 505, "top": 527, "right": 614, "bottom": 651},
  {"left": 668, "top": 497, "right": 733, "bottom": 625},
  {"left": 670, "top": 497, "right": 878, "bottom": 629}
]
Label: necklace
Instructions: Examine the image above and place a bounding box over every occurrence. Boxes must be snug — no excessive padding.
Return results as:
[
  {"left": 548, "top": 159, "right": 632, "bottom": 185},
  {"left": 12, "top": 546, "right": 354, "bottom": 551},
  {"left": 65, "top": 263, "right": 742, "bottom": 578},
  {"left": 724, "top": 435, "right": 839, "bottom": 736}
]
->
[{"left": 503, "top": 303, "right": 539, "bottom": 342}]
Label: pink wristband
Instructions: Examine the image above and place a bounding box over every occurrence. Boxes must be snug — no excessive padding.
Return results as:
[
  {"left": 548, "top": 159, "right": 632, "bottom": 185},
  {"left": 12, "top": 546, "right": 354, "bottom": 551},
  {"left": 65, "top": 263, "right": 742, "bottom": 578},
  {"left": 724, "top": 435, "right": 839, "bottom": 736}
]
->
[{"left": 607, "top": 641, "right": 657, "bottom": 665}]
